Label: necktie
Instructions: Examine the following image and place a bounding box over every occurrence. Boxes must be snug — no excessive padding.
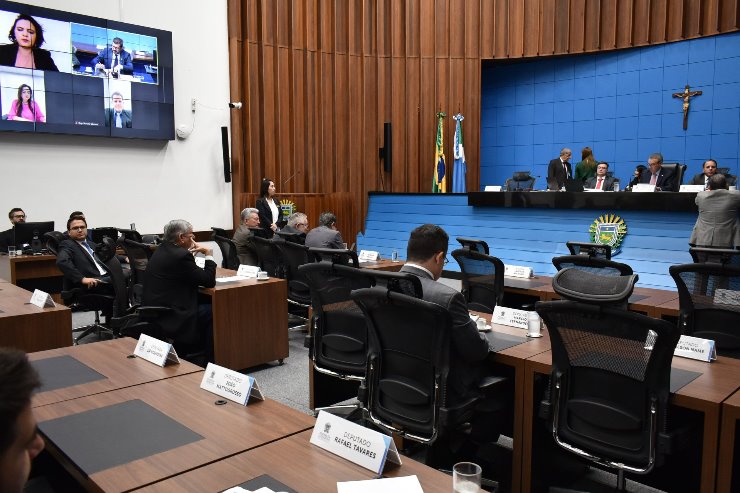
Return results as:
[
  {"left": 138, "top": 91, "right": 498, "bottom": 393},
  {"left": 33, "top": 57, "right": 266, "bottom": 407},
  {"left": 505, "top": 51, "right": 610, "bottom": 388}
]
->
[
  {"left": 596, "top": 178, "right": 603, "bottom": 190},
  {"left": 650, "top": 173, "right": 658, "bottom": 185},
  {"left": 83, "top": 242, "right": 107, "bottom": 274},
  {"left": 83, "top": 241, "right": 94, "bottom": 256},
  {"left": 114, "top": 54, "right": 119, "bottom": 68},
  {"left": 115, "top": 112, "right": 122, "bottom": 128},
  {"left": 563, "top": 163, "right": 569, "bottom": 179}
]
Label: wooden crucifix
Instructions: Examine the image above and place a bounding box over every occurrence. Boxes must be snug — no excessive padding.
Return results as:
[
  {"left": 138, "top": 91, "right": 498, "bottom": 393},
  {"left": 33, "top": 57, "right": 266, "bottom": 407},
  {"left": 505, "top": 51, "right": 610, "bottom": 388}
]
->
[{"left": 672, "top": 84, "right": 702, "bottom": 130}]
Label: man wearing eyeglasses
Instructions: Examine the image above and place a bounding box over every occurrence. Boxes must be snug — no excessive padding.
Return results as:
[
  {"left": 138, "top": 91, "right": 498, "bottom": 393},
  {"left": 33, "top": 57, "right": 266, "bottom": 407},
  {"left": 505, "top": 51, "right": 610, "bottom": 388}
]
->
[
  {"left": 689, "top": 159, "right": 719, "bottom": 189},
  {"left": 56, "top": 216, "right": 113, "bottom": 293},
  {"left": 0, "top": 208, "right": 26, "bottom": 251},
  {"left": 232, "top": 208, "right": 260, "bottom": 266},
  {"left": 279, "top": 212, "right": 309, "bottom": 244}
]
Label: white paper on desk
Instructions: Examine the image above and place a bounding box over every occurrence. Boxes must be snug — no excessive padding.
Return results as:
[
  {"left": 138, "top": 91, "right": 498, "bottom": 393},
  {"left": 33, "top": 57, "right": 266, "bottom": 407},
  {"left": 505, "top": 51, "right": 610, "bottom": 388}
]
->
[
  {"left": 216, "top": 276, "right": 244, "bottom": 283},
  {"left": 337, "top": 475, "right": 424, "bottom": 493}
]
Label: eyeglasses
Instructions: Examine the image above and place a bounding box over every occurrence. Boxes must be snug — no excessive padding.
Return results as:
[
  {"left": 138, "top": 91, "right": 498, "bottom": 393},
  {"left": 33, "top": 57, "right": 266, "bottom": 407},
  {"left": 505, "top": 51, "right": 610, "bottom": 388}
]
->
[
  {"left": 443, "top": 257, "right": 450, "bottom": 265},
  {"left": 12, "top": 214, "right": 25, "bottom": 219},
  {"left": 69, "top": 226, "right": 86, "bottom": 231}
]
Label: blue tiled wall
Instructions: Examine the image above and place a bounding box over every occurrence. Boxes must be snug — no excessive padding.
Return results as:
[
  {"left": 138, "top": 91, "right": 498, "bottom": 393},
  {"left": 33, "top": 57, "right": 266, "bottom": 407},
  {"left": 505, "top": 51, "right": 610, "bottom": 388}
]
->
[{"left": 481, "top": 32, "right": 740, "bottom": 188}]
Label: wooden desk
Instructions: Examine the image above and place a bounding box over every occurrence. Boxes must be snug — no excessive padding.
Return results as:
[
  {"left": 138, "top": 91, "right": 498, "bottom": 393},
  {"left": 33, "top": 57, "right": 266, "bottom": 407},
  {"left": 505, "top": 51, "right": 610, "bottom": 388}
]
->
[
  {"left": 201, "top": 268, "right": 289, "bottom": 370},
  {"left": 544, "top": 284, "right": 679, "bottom": 318},
  {"left": 0, "top": 253, "right": 64, "bottom": 300},
  {"left": 359, "top": 258, "right": 404, "bottom": 271},
  {"left": 35, "top": 372, "right": 315, "bottom": 493},
  {"left": 29, "top": 338, "right": 202, "bottom": 408},
  {"left": 717, "top": 389, "right": 740, "bottom": 493},
  {"left": 505, "top": 275, "right": 555, "bottom": 301},
  {"left": 655, "top": 297, "right": 681, "bottom": 319},
  {"left": 0, "top": 281, "right": 71, "bottom": 351},
  {"left": 522, "top": 351, "right": 740, "bottom": 493},
  {"left": 135, "top": 429, "right": 452, "bottom": 492}
]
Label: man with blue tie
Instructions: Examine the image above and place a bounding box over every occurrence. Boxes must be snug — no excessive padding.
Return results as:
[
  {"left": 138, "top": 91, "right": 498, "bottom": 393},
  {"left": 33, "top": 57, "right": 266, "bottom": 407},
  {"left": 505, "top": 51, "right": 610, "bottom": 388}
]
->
[
  {"left": 56, "top": 216, "right": 113, "bottom": 292},
  {"left": 92, "top": 37, "right": 133, "bottom": 76},
  {"left": 104, "top": 92, "right": 132, "bottom": 128}
]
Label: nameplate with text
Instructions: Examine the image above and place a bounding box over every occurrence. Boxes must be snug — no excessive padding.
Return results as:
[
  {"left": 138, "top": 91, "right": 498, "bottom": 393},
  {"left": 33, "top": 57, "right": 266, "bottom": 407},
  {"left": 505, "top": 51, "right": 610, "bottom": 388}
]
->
[
  {"left": 674, "top": 335, "right": 716, "bottom": 362},
  {"left": 30, "top": 289, "right": 55, "bottom": 308},
  {"left": 200, "top": 362, "right": 264, "bottom": 405},
  {"left": 358, "top": 250, "right": 380, "bottom": 262},
  {"left": 310, "top": 410, "right": 401, "bottom": 475},
  {"left": 632, "top": 184, "right": 656, "bottom": 192},
  {"left": 484, "top": 185, "right": 502, "bottom": 192},
  {"left": 679, "top": 184, "right": 705, "bottom": 193},
  {"left": 492, "top": 305, "right": 529, "bottom": 330},
  {"left": 504, "top": 264, "right": 534, "bottom": 278},
  {"left": 237, "top": 264, "right": 260, "bottom": 277},
  {"left": 133, "top": 334, "right": 180, "bottom": 367}
]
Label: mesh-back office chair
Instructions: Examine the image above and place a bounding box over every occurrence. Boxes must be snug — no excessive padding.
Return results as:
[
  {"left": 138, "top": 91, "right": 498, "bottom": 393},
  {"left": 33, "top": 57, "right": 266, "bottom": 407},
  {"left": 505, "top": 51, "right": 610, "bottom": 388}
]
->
[
  {"left": 552, "top": 255, "right": 633, "bottom": 277},
  {"left": 456, "top": 237, "right": 490, "bottom": 255},
  {"left": 689, "top": 246, "right": 740, "bottom": 266},
  {"left": 566, "top": 241, "right": 612, "bottom": 260},
  {"left": 669, "top": 263, "right": 740, "bottom": 358},
  {"left": 451, "top": 248, "right": 505, "bottom": 313},
  {"left": 211, "top": 227, "right": 228, "bottom": 238},
  {"left": 716, "top": 168, "right": 738, "bottom": 186},
  {"left": 252, "top": 236, "right": 285, "bottom": 277},
  {"left": 535, "top": 298, "right": 681, "bottom": 491},
  {"left": 661, "top": 163, "right": 687, "bottom": 188},
  {"left": 275, "top": 240, "right": 315, "bottom": 328},
  {"left": 43, "top": 231, "right": 66, "bottom": 255},
  {"left": 212, "top": 235, "right": 240, "bottom": 270},
  {"left": 308, "top": 247, "right": 359, "bottom": 267},
  {"left": 117, "top": 238, "right": 154, "bottom": 304},
  {"left": 117, "top": 228, "right": 142, "bottom": 243},
  {"left": 276, "top": 230, "right": 305, "bottom": 244},
  {"left": 505, "top": 171, "right": 536, "bottom": 191},
  {"left": 89, "top": 227, "right": 119, "bottom": 244}
]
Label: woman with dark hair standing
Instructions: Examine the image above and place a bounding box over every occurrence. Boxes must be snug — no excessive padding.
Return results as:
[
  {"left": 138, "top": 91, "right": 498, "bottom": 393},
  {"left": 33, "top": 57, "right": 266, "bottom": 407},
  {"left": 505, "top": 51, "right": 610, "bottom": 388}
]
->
[
  {"left": 256, "top": 178, "right": 284, "bottom": 236},
  {"left": 0, "top": 13, "right": 59, "bottom": 71},
  {"left": 8, "top": 84, "right": 45, "bottom": 122},
  {"left": 574, "top": 147, "right": 597, "bottom": 181}
]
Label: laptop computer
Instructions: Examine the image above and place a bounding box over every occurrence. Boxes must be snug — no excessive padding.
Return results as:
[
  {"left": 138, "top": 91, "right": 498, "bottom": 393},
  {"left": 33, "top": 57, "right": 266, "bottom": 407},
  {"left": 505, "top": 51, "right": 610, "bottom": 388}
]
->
[{"left": 564, "top": 179, "right": 584, "bottom": 192}]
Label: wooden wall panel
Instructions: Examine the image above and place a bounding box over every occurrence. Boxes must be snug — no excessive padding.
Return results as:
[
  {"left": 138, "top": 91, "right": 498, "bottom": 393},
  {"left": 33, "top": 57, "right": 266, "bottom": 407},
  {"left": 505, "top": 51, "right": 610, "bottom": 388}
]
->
[{"left": 228, "top": 0, "right": 740, "bottom": 242}]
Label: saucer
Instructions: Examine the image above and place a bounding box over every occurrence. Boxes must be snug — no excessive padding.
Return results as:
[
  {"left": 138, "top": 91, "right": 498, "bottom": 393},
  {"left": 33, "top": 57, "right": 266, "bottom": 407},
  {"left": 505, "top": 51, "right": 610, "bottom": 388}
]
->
[
  {"left": 256, "top": 277, "right": 269, "bottom": 281},
  {"left": 477, "top": 325, "right": 492, "bottom": 332},
  {"left": 526, "top": 333, "right": 543, "bottom": 338}
]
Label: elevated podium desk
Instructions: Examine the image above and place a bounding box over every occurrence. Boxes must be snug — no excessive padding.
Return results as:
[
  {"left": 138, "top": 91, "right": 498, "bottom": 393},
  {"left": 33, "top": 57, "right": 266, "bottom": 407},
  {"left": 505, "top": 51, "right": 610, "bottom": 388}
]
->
[{"left": 468, "top": 190, "right": 699, "bottom": 211}]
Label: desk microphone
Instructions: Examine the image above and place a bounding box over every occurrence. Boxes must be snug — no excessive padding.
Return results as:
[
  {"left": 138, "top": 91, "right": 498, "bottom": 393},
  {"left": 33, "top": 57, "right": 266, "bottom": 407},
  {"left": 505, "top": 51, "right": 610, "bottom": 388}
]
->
[{"left": 282, "top": 170, "right": 302, "bottom": 188}]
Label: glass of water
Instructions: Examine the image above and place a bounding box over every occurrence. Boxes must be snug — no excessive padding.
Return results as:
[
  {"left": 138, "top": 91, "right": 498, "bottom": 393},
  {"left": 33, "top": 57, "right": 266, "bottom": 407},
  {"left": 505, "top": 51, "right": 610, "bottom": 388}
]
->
[
  {"left": 391, "top": 249, "right": 399, "bottom": 262},
  {"left": 453, "top": 462, "right": 481, "bottom": 492}
]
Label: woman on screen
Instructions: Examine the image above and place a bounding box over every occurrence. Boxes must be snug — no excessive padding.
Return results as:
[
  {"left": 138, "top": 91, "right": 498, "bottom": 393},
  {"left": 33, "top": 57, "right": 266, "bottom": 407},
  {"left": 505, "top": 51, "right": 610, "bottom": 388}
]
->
[
  {"left": 0, "top": 13, "right": 59, "bottom": 71},
  {"left": 8, "top": 84, "right": 45, "bottom": 122}
]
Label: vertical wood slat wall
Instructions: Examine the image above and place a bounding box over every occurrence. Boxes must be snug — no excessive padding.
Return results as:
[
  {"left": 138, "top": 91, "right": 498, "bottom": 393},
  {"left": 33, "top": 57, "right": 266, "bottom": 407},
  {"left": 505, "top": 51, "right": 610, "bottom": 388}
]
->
[{"left": 228, "top": 0, "right": 739, "bottom": 239}]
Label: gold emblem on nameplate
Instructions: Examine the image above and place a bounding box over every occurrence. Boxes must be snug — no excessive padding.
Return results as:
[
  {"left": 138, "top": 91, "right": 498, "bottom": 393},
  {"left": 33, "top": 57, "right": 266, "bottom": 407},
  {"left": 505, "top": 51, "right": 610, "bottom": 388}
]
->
[{"left": 589, "top": 213, "right": 627, "bottom": 254}]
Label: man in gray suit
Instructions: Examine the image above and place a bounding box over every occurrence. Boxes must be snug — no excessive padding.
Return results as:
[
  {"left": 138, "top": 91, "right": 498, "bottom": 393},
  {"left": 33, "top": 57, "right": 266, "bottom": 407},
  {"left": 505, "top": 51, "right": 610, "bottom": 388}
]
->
[
  {"left": 585, "top": 162, "right": 616, "bottom": 190},
  {"left": 232, "top": 207, "right": 260, "bottom": 266},
  {"left": 399, "top": 224, "right": 491, "bottom": 404},
  {"left": 305, "top": 211, "right": 344, "bottom": 249},
  {"left": 690, "top": 174, "right": 740, "bottom": 248}
]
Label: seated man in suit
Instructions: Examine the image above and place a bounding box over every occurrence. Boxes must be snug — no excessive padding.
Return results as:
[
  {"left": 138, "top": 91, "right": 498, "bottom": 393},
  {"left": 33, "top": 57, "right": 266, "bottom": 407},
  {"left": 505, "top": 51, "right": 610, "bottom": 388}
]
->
[
  {"left": 0, "top": 348, "right": 45, "bottom": 493},
  {"left": 91, "top": 37, "right": 133, "bottom": 76},
  {"left": 143, "top": 220, "right": 216, "bottom": 361},
  {"left": 56, "top": 216, "right": 113, "bottom": 293},
  {"left": 547, "top": 148, "right": 572, "bottom": 190},
  {"left": 279, "top": 212, "right": 309, "bottom": 243},
  {"left": 0, "top": 208, "right": 25, "bottom": 250},
  {"left": 104, "top": 92, "right": 132, "bottom": 128},
  {"left": 639, "top": 152, "right": 676, "bottom": 191},
  {"left": 305, "top": 211, "right": 344, "bottom": 249},
  {"left": 584, "top": 162, "right": 616, "bottom": 190},
  {"left": 232, "top": 207, "right": 260, "bottom": 266},
  {"left": 689, "top": 159, "right": 718, "bottom": 189}
]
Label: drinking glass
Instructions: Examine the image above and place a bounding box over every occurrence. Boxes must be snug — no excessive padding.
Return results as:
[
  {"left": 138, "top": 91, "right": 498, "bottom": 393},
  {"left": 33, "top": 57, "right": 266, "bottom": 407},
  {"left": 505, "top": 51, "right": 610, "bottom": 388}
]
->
[
  {"left": 391, "top": 249, "right": 399, "bottom": 262},
  {"left": 7, "top": 246, "right": 15, "bottom": 257},
  {"left": 453, "top": 462, "right": 481, "bottom": 493}
]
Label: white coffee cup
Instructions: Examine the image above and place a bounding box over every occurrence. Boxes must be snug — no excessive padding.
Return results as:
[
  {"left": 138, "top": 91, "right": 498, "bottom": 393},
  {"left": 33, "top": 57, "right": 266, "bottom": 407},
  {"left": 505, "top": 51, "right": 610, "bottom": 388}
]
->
[
  {"left": 476, "top": 318, "right": 487, "bottom": 331},
  {"left": 527, "top": 312, "right": 542, "bottom": 337}
]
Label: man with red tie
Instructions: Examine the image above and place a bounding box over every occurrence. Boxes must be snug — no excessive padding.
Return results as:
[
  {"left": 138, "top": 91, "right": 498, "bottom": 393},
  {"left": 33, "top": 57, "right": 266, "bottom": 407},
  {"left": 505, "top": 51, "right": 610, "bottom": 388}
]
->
[{"left": 585, "top": 162, "right": 616, "bottom": 191}]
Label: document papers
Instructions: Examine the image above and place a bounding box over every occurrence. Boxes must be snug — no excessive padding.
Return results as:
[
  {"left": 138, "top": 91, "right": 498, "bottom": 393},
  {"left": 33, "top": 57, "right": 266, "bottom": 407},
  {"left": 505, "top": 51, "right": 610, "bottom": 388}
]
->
[{"left": 336, "top": 475, "right": 424, "bottom": 493}]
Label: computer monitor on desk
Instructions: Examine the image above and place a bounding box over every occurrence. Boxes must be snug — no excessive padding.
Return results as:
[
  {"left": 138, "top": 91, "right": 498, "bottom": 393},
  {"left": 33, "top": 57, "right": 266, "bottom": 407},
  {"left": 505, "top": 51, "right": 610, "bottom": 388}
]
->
[{"left": 13, "top": 221, "right": 55, "bottom": 253}]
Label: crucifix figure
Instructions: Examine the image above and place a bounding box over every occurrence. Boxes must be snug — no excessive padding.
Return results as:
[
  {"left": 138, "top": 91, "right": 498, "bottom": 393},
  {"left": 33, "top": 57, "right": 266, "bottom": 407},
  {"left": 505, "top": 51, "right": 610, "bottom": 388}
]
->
[{"left": 672, "top": 84, "right": 702, "bottom": 130}]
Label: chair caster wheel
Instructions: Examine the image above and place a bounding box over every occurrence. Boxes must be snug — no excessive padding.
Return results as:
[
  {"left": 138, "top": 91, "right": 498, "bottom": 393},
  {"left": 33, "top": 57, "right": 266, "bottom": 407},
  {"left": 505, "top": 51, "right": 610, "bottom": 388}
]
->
[{"left": 278, "top": 359, "right": 285, "bottom": 365}]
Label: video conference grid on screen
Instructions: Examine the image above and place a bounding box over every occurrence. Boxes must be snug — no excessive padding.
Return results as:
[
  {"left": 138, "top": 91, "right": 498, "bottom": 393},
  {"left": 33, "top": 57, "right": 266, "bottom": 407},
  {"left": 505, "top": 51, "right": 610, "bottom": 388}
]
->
[{"left": 0, "top": 0, "right": 174, "bottom": 140}]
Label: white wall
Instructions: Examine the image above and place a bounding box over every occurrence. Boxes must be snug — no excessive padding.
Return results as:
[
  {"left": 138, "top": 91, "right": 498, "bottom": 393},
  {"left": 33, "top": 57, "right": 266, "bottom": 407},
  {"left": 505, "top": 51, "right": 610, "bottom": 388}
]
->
[{"left": 0, "top": 0, "right": 233, "bottom": 234}]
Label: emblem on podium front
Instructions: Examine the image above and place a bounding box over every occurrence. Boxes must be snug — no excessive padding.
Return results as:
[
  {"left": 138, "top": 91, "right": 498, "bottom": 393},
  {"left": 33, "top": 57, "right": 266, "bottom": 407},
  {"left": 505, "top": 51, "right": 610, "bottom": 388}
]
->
[
  {"left": 589, "top": 214, "right": 627, "bottom": 254},
  {"left": 280, "top": 199, "right": 296, "bottom": 217}
]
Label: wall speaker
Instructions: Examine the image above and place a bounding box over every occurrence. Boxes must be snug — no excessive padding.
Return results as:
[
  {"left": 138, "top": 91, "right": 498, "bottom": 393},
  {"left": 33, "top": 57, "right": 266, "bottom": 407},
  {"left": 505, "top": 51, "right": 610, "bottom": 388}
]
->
[
  {"left": 379, "top": 122, "right": 392, "bottom": 173},
  {"left": 221, "top": 126, "right": 231, "bottom": 183}
]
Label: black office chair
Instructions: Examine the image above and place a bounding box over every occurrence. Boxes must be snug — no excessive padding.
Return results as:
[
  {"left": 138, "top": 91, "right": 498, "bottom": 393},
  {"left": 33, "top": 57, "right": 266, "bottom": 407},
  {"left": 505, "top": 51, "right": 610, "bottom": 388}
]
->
[
  {"left": 504, "top": 171, "right": 536, "bottom": 191},
  {"left": 552, "top": 255, "right": 633, "bottom": 276},
  {"left": 351, "top": 286, "right": 508, "bottom": 468},
  {"left": 308, "top": 247, "right": 359, "bottom": 267},
  {"left": 661, "top": 163, "right": 687, "bottom": 188},
  {"left": 716, "top": 168, "right": 738, "bottom": 186},
  {"left": 117, "top": 238, "right": 154, "bottom": 304},
  {"left": 689, "top": 246, "right": 740, "bottom": 266},
  {"left": 211, "top": 226, "right": 229, "bottom": 238},
  {"left": 276, "top": 230, "right": 305, "bottom": 244},
  {"left": 89, "top": 227, "right": 119, "bottom": 244},
  {"left": 252, "top": 236, "right": 285, "bottom": 277},
  {"left": 456, "top": 237, "right": 490, "bottom": 255},
  {"left": 275, "top": 240, "right": 315, "bottom": 328},
  {"left": 43, "top": 231, "right": 66, "bottom": 255},
  {"left": 451, "top": 248, "right": 505, "bottom": 313},
  {"left": 117, "top": 228, "right": 143, "bottom": 243},
  {"left": 565, "top": 241, "right": 612, "bottom": 260},
  {"left": 212, "top": 234, "right": 240, "bottom": 270},
  {"left": 669, "top": 263, "right": 740, "bottom": 358}
]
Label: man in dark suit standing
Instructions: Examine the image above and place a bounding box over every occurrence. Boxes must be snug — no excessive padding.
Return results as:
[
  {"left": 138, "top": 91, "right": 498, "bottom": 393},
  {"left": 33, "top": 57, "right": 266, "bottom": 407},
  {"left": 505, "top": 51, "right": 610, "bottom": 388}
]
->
[
  {"left": 143, "top": 220, "right": 216, "bottom": 359},
  {"left": 585, "top": 162, "right": 616, "bottom": 190},
  {"left": 305, "top": 211, "right": 344, "bottom": 249},
  {"left": 232, "top": 207, "right": 260, "bottom": 266},
  {"left": 92, "top": 37, "right": 133, "bottom": 76},
  {"left": 0, "top": 207, "right": 25, "bottom": 250},
  {"left": 104, "top": 91, "right": 132, "bottom": 128},
  {"left": 639, "top": 152, "right": 676, "bottom": 191},
  {"left": 689, "top": 159, "right": 718, "bottom": 188},
  {"left": 547, "top": 148, "right": 572, "bottom": 190},
  {"left": 56, "top": 216, "right": 112, "bottom": 293}
]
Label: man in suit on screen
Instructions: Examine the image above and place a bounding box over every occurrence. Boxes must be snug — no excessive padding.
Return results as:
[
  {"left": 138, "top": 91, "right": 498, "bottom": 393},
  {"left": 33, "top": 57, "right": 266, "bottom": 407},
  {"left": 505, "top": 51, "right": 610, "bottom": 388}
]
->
[
  {"left": 104, "top": 92, "right": 132, "bottom": 128},
  {"left": 92, "top": 37, "right": 133, "bottom": 76}
]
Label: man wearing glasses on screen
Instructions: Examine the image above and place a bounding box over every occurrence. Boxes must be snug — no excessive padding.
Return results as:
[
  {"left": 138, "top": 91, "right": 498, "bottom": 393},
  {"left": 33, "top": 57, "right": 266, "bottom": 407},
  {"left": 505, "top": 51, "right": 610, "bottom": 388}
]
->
[{"left": 92, "top": 37, "right": 133, "bottom": 77}]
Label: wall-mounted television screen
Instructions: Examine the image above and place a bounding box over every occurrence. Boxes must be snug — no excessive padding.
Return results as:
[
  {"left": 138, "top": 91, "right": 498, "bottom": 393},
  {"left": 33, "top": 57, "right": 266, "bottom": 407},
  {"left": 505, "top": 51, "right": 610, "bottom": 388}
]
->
[{"left": 0, "top": 0, "right": 174, "bottom": 140}]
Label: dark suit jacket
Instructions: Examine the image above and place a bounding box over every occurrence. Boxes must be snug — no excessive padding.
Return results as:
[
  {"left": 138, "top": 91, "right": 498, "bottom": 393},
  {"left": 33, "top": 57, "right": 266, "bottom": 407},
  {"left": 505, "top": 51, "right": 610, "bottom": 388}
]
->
[
  {"left": 400, "top": 264, "right": 490, "bottom": 403},
  {"left": 690, "top": 189, "right": 740, "bottom": 248},
  {"left": 278, "top": 225, "right": 306, "bottom": 244},
  {"left": 584, "top": 176, "right": 616, "bottom": 190},
  {"left": 0, "top": 228, "right": 14, "bottom": 250},
  {"left": 689, "top": 173, "right": 710, "bottom": 187},
  {"left": 56, "top": 239, "right": 108, "bottom": 286},
  {"left": 105, "top": 109, "right": 132, "bottom": 128},
  {"left": 91, "top": 47, "right": 133, "bottom": 74},
  {"left": 232, "top": 224, "right": 258, "bottom": 266},
  {"left": 639, "top": 166, "right": 676, "bottom": 191},
  {"left": 547, "top": 158, "right": 572, "bottom": 190},
  {"left": 0, "top": 43, "right": 59, "bottom": 71},
  {"left": 256, "top": 197, "right": 285, "bottom": 236},
  {"left": 142, "top": 241, "right": 216, "bottom": 344},
  {"left": 305, "top": 225, "right": 344, "bottom": 249}
]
